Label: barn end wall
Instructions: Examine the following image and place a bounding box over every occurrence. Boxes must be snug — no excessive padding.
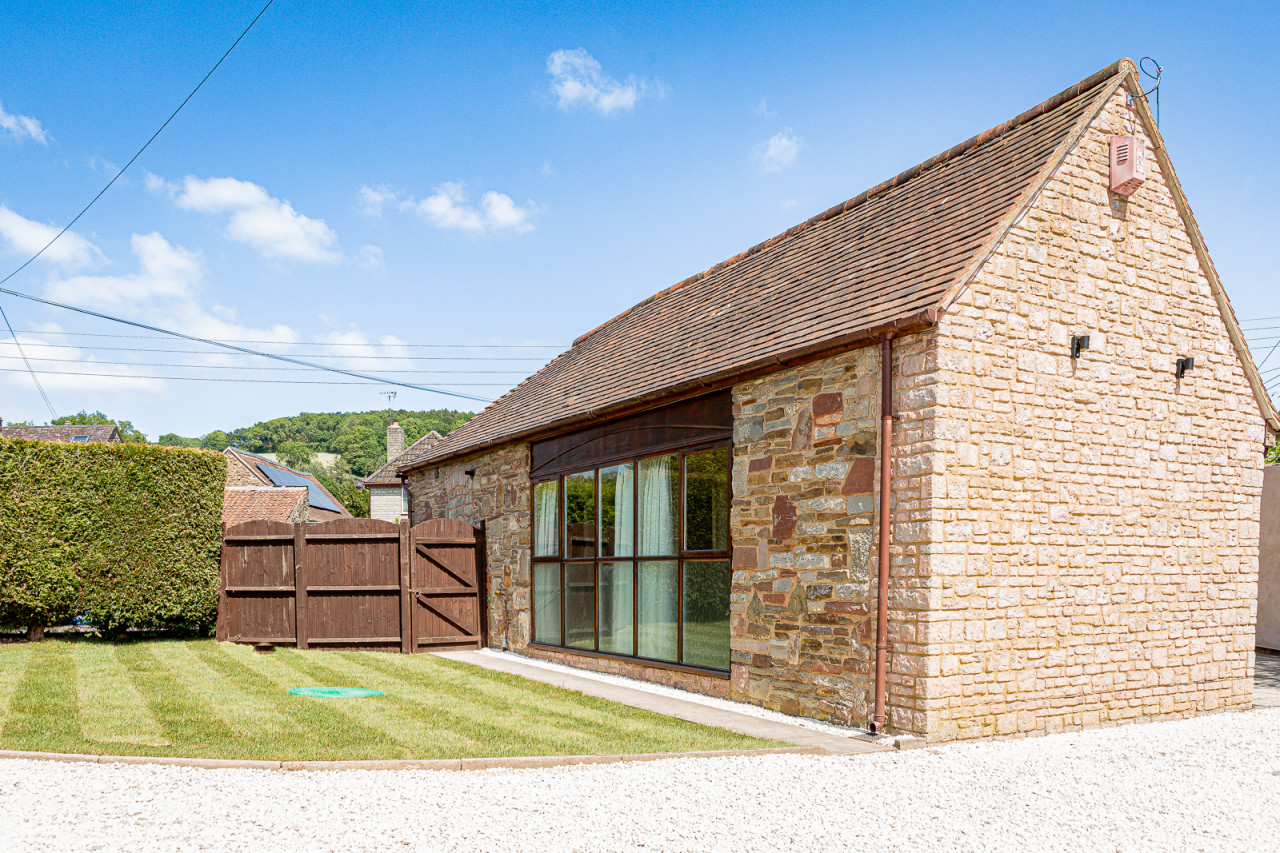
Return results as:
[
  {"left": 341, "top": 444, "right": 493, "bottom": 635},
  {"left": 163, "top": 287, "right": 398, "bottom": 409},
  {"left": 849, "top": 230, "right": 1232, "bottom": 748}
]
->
[
  {"left": 1259, "top": 466, "right": 1280, "bottom": 652},
  {"left": 923, "top": 84, "right": 1265, "bottom": 741}
]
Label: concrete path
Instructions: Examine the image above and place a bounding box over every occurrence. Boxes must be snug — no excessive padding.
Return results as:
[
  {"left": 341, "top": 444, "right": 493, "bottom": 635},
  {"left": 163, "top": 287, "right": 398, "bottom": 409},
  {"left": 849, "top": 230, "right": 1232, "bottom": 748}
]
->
[
  {"left": 433, "top": 650, "right": 888, "bottom": 755},
  {"left": 1256, "top": 651, "right": 1280, "bottom": 708}
]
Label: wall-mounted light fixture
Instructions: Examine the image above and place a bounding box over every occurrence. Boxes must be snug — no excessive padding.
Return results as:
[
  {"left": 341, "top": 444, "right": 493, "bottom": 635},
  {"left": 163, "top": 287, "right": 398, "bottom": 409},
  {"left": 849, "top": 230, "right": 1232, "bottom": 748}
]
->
[
  {"left": 1071, "top": 335, "right": 1091, "bottom": 359},
  {"left": 464, "top": 468, "right": 477, "bottom": 479},
  {"left": 1176, "top": 357, "right": 1195, "bottom": 379}
]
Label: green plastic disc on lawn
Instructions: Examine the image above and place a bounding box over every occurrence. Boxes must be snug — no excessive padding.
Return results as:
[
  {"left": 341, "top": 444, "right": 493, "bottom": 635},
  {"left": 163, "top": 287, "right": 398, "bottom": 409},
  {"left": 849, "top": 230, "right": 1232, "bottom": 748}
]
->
[{"left": 289, "top": 687, "right": 383, "bottom": 698}]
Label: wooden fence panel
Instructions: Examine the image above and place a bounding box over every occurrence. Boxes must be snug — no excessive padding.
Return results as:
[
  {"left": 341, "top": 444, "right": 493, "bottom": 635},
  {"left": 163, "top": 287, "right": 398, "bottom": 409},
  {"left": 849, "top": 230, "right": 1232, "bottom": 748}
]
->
[
  {"left": 218, "top": 516, "right": 482, "bottom": 652},
  {"left": 218, "top": 521, "right": 298, "bottom": 645},
  {"left": 410, "top": 518, "right": 483, "bottom": 651}
]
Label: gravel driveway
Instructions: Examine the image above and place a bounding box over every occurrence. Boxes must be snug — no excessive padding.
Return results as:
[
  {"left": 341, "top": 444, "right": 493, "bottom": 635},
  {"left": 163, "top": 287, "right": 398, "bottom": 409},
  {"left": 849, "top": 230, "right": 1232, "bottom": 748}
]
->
[{"left": 2, "top": 708, "right": 1277, "bottom": 852}]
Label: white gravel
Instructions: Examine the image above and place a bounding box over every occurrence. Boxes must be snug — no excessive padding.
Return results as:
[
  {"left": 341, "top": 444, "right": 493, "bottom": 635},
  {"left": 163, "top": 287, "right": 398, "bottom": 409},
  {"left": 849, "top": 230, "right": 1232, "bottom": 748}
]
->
[{"left": 2, "top": 708, "right": 1278, "bottom": 852}]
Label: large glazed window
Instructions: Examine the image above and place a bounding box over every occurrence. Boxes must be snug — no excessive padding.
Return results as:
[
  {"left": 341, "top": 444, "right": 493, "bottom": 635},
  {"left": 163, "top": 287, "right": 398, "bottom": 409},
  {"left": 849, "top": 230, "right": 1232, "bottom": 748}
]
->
[{"left": 530, "top": 441, "right": 732, "bottom": 672}]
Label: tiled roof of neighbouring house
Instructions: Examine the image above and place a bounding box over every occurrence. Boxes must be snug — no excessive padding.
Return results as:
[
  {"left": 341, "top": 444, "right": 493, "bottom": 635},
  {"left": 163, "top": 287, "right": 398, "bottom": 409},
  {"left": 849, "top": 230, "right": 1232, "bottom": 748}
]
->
[
  {"left": 222, "top": 487, "right": 308, "bottom": 526},
  {"left": 396, "top": 59, "right": 1137, "bottom": 472},
  {"left": 0, "top": 424, "right": 121, "bottom": 443},
  {"left": 222, "top": 448, "right": 351, "bottom": 518},
  {"left": 364, "top": 430, "right": 442, "bottom": 486}
]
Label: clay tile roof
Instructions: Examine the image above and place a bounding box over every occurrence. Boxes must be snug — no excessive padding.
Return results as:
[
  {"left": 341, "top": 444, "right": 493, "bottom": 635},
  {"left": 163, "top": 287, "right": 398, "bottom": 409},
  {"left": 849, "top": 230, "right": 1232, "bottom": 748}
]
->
[
  {"left": 222, "top": 448, "right": 352, "bottom": 518},
  {"left": 0, "top": 424, "right": 121, "bottom": 443},
  {"left": 364, "top": 430, "right": 442, "bottom": 486},
  {"left": 222, "top": 487, "right": 308, "bottom": 526},
  {"left": 400, "top": 60, "right": 1131, "bottom": 472}
]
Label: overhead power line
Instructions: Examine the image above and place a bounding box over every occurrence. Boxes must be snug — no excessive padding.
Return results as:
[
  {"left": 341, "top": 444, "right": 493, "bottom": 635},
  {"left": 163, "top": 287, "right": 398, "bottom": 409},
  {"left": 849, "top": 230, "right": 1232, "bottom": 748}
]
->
[
  {"left": 0, "top": 339, "right": 549, "bottom": 360},
  {"left": 0, "top": 366, "right": 506, "bottom": 388},
  {"left": 0, "top": 354, "right": 532, "bottom": 374},
  {"left": 6, "top": 329, "right": 566, "bottom": 348},
  {"left": 0, "top": 304, "right": 55, "bottom": 418},
  {"left": 0, "top": 1, "right": 498, "bottom": 406}
]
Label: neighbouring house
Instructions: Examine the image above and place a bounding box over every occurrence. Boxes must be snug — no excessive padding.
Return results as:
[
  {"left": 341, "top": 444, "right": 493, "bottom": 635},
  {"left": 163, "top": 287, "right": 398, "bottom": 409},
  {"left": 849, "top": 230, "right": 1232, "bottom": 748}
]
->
[
  {"left": 362, "top": 423, "right": 441, "bottom": 523},
  {"left": 222, "top": 485, "right": 309, "bottom": 526},
  {"left": 222, "top": 447, "right": 351, "bottom": 523},
  {"left": 396, "top": 59, "right": 1279, "bottom": 742},
  {"left": 1260, "top": 466, "right": 1279, "bottom": 653},
  {"left": 0, "top": 421, "right": 121, "bottom": 443}
]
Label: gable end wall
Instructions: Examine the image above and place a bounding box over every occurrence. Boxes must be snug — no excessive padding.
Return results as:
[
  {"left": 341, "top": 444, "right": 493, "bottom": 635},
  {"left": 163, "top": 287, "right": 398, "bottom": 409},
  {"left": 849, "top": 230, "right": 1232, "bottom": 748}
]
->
[{"left": 924, "top": 84, "right": 1265, "bottom": 740}]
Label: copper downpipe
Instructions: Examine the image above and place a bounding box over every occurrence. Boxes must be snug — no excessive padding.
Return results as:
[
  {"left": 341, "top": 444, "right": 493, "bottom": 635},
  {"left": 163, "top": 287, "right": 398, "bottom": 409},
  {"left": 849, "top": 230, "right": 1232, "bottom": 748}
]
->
[{"left": 871, "top": 334, "right": 894, "bottom": 733}]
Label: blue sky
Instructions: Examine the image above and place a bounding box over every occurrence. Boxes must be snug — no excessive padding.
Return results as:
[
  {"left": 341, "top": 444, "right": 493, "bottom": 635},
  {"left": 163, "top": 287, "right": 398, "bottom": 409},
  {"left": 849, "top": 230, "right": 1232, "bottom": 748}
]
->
[{"left": 1, "top": 0, "right": 1277, "bottom": 438}]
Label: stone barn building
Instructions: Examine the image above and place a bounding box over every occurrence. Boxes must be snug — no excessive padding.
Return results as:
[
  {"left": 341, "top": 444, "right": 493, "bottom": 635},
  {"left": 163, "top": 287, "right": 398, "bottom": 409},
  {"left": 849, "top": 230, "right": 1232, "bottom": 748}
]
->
[{"left": 398, "top": 59, "right": 1278, "bottom": 742}]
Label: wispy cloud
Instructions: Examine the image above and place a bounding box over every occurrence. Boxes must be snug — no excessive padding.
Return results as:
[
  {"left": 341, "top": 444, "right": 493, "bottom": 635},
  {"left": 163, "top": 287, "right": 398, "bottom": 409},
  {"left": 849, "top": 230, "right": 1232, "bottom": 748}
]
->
[
  {"left": 149, "top": 174, "right": 343, "bottom": 264},
  {"left": 0, "top": 206, "right": 103, "bottom": 271},
  {"left": 0, "top": 323, "right": 165, "bottom": 394},
  {"left": 753, "top": 97, "right": 773, "bottom": 117},
  {"left": 357, "top": 184, "right": 397, "bottom": 217},
  {"left": 45, "top": 232, "right": 201, "bottom": 310},
  {"left": 546, "top": 48, "right": 665, "bottom": 115},
  {"left": 0, "top": 101, "right": 47, "bottom": 144},
  {"left": 388, "top": 182, "right": 537, "bottom": 235},
  {"left": 754, "top": 129, "right": 802, "bottom": 172}
]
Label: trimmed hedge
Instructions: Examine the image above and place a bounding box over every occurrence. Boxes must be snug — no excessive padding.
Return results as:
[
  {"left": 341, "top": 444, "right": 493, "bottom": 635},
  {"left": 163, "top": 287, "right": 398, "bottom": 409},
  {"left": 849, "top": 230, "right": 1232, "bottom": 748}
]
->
[{"left": 0, "top": 437, "right": 226, "bottom": 634}]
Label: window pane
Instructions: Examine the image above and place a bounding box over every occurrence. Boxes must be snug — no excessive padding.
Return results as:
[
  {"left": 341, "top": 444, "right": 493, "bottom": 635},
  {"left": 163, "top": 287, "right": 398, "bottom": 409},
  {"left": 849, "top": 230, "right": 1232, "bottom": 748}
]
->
[
  {"left": 637, "top": 560, "right": 678, "bottom": 661},
  {"left": 638, "top": 455, "right": 678, "bottom": 556},
  {"left": 564, "top": 471, "right": 596, "bottom": 559},
  {"left": 599, "top": 463, "right": 635, "bottom": 558},
  {"left": 598, "top": 562, "right": 634, "bottom": 655},
  {"left": 533, "top": 480, "right": 559, "bottom": 558},
  {"left": 564, "top": 563, "right": 595, "bottom": 649},
  {"left": 682, "top": 560, "right": 731, "bottom": 670},
  {"left": 684, "top": 447, "right": 729, "bottom": 552},
  {"left": 533, "top": 563, "right": 561, "bottom": 645}
]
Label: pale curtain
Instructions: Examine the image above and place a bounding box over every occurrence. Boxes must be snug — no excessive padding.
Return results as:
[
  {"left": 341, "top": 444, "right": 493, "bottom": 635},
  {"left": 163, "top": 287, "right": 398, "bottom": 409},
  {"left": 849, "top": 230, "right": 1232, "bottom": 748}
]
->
[
  {"left": 612, "top": 463, "right": 635, "bottom": 557},
  {"left": 637, "top": 561, "right": 678, "bottom": 660},
  {"left": 638, "top": 455, "right": 676, "bottom": 556},
  {"left": 533, "top": 480, "right": 558, "bottom": 557}
]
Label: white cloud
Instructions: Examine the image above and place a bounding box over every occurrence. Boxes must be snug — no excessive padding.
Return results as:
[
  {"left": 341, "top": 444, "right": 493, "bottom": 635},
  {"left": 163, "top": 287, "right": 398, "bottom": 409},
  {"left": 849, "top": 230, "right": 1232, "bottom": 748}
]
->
[
  {"left": 152, "top": 175, "right": 342, "bottom": 264},
  {"left": 353, "top": 243, "right": 384, "bottom": 270},
  {"left": 0, "top": 323, "right": 165, "bottom": 395},
  {"left": 753, "top": 97, "right": 773, "bottom": 117},
  {"left": 0, "top": 206, "right": 103, "bottom": 271},
  {"left": 45, "top": 232, "right": 201, "bottom": 309},
  {"left": 400, "top": 183, "right": 536, "bottom": 235},
  {"left": 540, "top": 161, "right": 554, "bottom": 176},
  {"left": 357, "top": 184, "right": 397, "bottom": 217},
  {"left": 754, "top": 129, "right": 802, "bottom": 173},
  {"left": 0, "top": 101, "right": 47, "bottom": 144},
  {"left": 546, "top": 48, "right": 664, "bottom": 115}
]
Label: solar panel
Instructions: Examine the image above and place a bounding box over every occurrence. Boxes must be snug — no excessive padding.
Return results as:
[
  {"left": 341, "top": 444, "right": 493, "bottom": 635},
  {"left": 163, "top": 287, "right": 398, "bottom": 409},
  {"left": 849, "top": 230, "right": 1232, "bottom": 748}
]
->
[{"left": 256, "top": 463, "right": 344, "bottom": 514}]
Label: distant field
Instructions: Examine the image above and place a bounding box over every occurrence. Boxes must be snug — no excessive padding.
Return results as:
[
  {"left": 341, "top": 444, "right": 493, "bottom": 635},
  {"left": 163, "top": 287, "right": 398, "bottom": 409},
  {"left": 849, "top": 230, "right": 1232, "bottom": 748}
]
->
[{"left": 0, "top": 639, "right": 771, "bottom": 761}]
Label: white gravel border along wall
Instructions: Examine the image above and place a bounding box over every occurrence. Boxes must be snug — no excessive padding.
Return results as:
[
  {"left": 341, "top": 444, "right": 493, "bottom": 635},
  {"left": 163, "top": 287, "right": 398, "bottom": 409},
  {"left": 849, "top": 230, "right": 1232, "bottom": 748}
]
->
[{"left": 2, "top": 708, "right": 1277, "bottom": 852}]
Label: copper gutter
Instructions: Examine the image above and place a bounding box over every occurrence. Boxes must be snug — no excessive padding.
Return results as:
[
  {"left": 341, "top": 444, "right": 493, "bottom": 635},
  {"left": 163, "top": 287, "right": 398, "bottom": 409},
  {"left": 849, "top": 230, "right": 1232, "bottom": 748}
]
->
[{"left": 871, "top": 334, "right": 894, "bottom": 733}]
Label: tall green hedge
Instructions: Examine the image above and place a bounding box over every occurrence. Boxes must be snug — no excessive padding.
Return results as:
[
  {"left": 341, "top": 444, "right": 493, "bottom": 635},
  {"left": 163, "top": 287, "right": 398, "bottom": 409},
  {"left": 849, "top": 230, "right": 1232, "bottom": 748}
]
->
[{"left": 0, "top": 438, "right": 226, "bottom": 634}]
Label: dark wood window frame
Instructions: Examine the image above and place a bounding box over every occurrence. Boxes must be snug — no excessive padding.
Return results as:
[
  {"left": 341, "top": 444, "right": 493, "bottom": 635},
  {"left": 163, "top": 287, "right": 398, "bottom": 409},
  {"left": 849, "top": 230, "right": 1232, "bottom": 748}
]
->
[{"left": 530, "top": 437, "right": 732, "bottom": 677}]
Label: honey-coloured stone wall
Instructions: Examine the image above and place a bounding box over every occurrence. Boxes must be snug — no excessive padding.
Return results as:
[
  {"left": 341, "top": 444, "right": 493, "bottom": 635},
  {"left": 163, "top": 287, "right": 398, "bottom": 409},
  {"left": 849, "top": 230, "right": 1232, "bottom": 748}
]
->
[{"left": 922, "top": 83, "right": 1265, "bottom": 740}]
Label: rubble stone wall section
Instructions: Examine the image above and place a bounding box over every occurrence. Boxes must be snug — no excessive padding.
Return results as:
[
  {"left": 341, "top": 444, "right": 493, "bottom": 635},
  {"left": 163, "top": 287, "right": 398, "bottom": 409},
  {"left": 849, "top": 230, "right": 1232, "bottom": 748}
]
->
[
  {"left": 923, "top": 84, "right": 1265, "bottom": 741},
  {"left": 727, "top": 332, "right": 939, "bottom": 735}
]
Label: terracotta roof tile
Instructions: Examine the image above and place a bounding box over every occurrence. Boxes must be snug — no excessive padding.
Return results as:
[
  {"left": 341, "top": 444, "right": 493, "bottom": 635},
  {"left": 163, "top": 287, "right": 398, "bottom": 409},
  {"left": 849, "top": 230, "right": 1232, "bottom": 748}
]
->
[
  {"left": 222, "top": 487, "right": 307, "bottom": 526},
  {"left": 0, "top": 425, "right": 121, "bottom": 443},
  {"left": 401, "top": 61, "right": 1126, "bottom": 471}
]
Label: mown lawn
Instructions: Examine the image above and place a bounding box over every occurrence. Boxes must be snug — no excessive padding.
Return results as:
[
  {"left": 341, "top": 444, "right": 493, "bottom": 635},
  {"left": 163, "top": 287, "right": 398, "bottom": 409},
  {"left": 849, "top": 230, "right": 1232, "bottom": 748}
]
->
[{"left": 0, "top": 638, "right": 773, "bottom": 760}]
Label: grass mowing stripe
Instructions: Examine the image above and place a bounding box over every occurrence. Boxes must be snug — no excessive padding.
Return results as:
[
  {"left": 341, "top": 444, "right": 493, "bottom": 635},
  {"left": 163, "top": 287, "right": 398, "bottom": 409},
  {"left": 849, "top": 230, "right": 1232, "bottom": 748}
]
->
[
  {"left": 347, "top": 652, "right": 762, "bottom": 755},
  {"left": 148, "top": 640, "right": 291, "bottom": 740},
  {"left": 0, "top": 645, "right": 32, "bottom": 730},
  {"left": 74, "top": 643, "right": 167, "bottom": 746},
  {"left": 115, "top": 642, "right": 242, "bottom": 756},
  {"left": 271, "top": 649, "right": 561, "bottom": 758},
  {"left": 190, "top": 642, "right": 410, "bottom": 760},
  {"left": 238, "top": 648, "right": 498, "bottom": 758},
  {"left": 346, "top": 653, "right": 651, "bottom": 754},
  {"left": 0, "top": 641, "right": 84, "bottom": 750}
]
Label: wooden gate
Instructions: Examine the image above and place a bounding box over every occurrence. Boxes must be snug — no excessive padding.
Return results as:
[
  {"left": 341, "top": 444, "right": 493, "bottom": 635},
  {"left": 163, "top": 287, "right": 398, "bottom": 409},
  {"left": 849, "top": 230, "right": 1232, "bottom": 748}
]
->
[{"left": 217, "top": 517, "right": 485, "bottom": 652}]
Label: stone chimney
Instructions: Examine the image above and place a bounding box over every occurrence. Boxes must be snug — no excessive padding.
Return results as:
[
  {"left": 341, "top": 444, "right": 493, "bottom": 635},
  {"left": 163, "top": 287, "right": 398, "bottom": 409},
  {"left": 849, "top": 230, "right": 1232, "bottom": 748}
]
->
[{"left": 387, "top": 421, "right": 405, "bottom": 462}]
